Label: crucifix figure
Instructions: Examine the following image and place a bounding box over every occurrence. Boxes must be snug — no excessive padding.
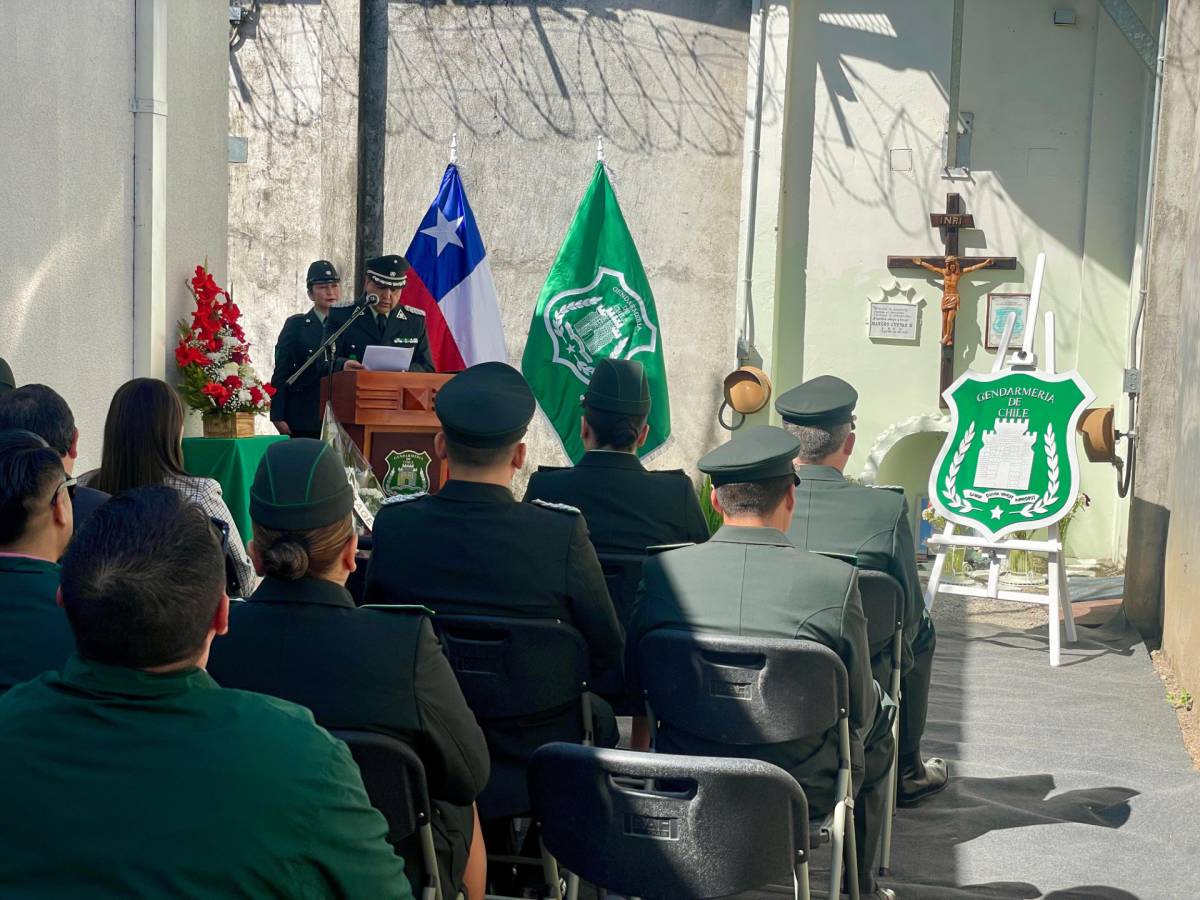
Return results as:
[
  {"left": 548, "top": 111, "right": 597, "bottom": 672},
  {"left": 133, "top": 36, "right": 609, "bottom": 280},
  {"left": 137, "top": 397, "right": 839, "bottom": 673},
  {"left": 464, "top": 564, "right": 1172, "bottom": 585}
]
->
[{"left": 889, "top": 194, "right": 1017, "bottom": 406}]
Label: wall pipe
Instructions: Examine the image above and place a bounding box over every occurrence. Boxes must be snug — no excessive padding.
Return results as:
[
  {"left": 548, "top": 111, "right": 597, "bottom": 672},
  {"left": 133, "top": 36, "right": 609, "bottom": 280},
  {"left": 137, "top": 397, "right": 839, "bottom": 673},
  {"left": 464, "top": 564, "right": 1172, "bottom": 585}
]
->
[
  {"left": 132, "top": 0, "right": 169, "bottom": 378},
  {"left": 1118, "top": 0, "right": 1168, "bottom": 499},
  {"left": 737, "top": 0, "right": 771, "bottom": 364}
]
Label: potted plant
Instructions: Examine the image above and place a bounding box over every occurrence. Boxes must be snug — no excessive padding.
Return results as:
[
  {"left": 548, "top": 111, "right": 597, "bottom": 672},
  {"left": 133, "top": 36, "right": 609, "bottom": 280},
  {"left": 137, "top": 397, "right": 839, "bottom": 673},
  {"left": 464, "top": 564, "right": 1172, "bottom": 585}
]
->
[{"left": 175, "top": 265, "right": 275, "bottom": 437}]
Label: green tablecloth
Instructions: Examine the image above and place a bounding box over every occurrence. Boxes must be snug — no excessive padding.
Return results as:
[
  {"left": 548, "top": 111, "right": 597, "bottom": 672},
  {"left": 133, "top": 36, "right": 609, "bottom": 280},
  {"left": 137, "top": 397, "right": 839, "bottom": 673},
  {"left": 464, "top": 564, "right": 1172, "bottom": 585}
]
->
[{"left": 182, "top": 435, "right": 289, "bottom": 547}]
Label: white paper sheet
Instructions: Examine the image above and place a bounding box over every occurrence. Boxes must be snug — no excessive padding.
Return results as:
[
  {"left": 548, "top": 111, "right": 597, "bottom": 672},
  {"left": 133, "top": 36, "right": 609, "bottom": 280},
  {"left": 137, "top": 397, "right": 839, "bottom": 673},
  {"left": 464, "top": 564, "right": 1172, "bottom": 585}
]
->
[{"left": 362, "top": 345, "right": 415, "bottom": 372}]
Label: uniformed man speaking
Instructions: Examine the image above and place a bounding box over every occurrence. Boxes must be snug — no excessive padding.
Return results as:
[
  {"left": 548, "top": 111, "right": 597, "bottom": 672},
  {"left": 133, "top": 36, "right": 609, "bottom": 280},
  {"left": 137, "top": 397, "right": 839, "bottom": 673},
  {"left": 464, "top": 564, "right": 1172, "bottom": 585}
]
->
[
  {"left": 270, "top": 259, "right": 341, "bottom": 439},
  {"left": 326, "top": 254, "right": 433, "bottom": 373}
]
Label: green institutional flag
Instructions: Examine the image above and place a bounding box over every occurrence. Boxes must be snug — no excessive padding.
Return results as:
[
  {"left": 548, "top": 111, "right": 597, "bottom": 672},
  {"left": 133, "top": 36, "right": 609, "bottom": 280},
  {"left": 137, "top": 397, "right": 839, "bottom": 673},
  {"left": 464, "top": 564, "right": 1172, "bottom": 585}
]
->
[{"left": 521, "top": 162, "right": 670, "bottom": 462}]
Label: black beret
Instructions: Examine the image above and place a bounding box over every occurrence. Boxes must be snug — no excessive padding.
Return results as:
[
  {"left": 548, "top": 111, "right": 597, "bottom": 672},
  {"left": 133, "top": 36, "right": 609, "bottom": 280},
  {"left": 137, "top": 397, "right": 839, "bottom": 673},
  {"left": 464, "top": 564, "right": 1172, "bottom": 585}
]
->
[
  {"left": 250, "top": 438, "right": 353, "bottom": 531},
  {"left": 0, "top": 357, "right": 13, "bottom": 394},
  {"left": 365, "top": 254, "right": 409, "bottom": 288},
  {"left": 436, "top": 362, "right": 535, "bottom": 449},
  {"left": 583, "top": 359, "right": 651, "bottom": 416},
  {"left": 775, "top": 375, "right": 858, "bottom": 426},
  {"left": 306, "top": 260, "right": 339, "bottom": 286},
  {"left": 699, "top": 426, "right": 801, "bottom": 487}
]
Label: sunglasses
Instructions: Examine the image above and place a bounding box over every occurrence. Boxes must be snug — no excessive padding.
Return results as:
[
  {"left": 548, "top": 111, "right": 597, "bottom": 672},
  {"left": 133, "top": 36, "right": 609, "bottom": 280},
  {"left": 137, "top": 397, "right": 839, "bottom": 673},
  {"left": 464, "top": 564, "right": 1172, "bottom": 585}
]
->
[
  {"left": 51, "top": 475, "right": 78, "bottom": 507},
  {"left": 209, "top": 517, "right": 231, "bottom": 556}
]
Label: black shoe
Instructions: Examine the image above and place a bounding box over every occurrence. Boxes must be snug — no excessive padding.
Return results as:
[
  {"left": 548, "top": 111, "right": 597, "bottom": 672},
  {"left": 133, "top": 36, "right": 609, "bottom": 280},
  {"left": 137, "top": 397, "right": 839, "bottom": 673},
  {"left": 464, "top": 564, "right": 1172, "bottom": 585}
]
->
[{"left": 897, "top": 756, "right": 948, "bottom": 808}]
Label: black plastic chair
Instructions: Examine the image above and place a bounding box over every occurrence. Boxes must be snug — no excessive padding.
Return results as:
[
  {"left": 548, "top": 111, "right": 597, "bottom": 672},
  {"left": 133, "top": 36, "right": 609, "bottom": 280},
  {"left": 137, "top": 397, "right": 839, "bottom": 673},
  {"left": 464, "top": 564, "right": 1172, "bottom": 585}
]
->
[
  {"left": 431, "top": 615, "right": 593, "bottom": 899},
  {"left": 637, "top": 630, "right": 860, "bottom": 900},
  {"left": 332, "top": 729, "right": 444, "bottom": 900},
  {"left": 529, "top": 743, "right": 812, "bottom": 900},
  {"left": 857, "top": 569, "right": 905, "bottom": 876},
  {"left": 591, "top": 552, "right": 647, "bottom": 714}
]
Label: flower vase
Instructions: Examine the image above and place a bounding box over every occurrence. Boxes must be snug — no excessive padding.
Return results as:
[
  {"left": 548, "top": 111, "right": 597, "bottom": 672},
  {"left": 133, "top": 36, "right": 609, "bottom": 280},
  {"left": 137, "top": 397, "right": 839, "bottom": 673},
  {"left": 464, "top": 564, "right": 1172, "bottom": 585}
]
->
[{"left": 202, "top": 413, "right": 256, "bottom": 439}]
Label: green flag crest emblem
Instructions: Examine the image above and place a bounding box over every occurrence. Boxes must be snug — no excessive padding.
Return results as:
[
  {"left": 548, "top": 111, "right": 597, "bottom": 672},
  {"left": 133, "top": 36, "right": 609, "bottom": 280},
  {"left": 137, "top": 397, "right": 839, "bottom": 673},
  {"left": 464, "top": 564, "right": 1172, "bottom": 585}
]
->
[
  {"left": 383, "top": 449, "right": 432, "bottom": 497},
  {"left": 522, "top": 163, "right": 670, "bottom": 463},
  {"left": 930, "top": 370, "right": 1095, "bottom": 541}
]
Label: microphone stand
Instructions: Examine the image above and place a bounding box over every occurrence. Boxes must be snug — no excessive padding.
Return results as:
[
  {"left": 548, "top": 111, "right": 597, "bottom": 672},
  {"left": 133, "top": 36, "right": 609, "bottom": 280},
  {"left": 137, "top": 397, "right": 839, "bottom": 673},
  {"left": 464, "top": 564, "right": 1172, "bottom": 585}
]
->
[{"left": 287, "top": 299, "right": 376, "bottom": 439}]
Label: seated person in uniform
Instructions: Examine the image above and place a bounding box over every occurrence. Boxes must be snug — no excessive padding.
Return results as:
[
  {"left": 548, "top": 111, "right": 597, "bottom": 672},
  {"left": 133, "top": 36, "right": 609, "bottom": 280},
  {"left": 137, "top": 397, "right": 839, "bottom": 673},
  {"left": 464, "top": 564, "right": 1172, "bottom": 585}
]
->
[
  {"left": 82, "top": 377, "right": 256, "bottom": 597},
  {"left": 627, "top": 427, "right": 897, "bottom": 900},
  {"left": 778, "top": 376, "right": 947, "bottom": 807},
  {"left": 327, "top": 254, "right": 433, "bottom": 373},
  {"left": 0, "top": 356, "right": 14, "bottom": 395},
  {"left": 208, "top": 439, "right": 491, "bottom": 900},
  {"left": 364, "top": 363, "right": 623, "bottom": 854},
  {"left": 523, "top": 358, "right": 709, "bottom": 747},
  {"left": 0, "top": 430, "right": 75, "bottom": 692},
  {"left": 0, "top": 384, "right": 110, "bottom": 531},
  {"left": 0, "top": 485, "right": 412, "bottom": 898}
]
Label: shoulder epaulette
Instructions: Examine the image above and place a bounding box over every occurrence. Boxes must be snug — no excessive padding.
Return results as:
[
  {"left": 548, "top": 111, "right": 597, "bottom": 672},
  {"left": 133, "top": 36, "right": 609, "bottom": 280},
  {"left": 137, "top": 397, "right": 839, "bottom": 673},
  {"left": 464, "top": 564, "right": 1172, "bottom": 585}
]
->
[
  {"left": 402, "top": 304, "right": 426, "bottom": 317},
  {"left": 646, "top": 542, "right": 695, "bottom": 556},
  {"left": 531, "top": 498, "right": 581, "bottom": 514},
  {"left": 329, "top": 299, "right": 356, "bottom": 309},
  {"left": 535, "top": 465, "right": 569, "bottom": 473},
  {"left": 381, "top": 491, "right": 428, "bottom": 506},
  {"left": 359, "top": 603, "right": 437, "bottom": 616},
  {"left": 815, "top": 550, "right": 859, "bottom": 567},
  {"left": 870, "top": 484, "right": 906, "bottom": 495}
]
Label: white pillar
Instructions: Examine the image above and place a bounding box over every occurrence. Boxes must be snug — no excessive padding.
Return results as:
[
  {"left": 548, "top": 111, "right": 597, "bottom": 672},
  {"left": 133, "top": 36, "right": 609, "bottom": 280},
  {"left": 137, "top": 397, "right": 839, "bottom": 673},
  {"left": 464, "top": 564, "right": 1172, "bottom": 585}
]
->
[{"left": 133, "top": 0, "right": 168, "bottom": 379}]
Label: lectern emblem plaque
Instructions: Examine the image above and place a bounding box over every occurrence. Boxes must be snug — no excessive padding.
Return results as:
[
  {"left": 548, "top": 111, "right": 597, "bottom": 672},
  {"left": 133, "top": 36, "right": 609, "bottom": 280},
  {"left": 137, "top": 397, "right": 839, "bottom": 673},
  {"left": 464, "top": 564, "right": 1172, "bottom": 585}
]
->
[
  {"left": 383, "top": 449, "right": 432, "bottom": 497},
  {"left": 930, "top": 370, "right": 1094, "bottom": 540}
]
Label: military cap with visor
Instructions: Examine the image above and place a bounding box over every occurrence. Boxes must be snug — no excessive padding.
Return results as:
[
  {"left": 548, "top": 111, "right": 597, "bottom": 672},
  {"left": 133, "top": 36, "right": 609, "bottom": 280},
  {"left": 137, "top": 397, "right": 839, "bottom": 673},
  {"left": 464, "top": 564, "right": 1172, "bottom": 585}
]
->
[
  {"left": 698, "top": 425, "right": 801, "bottom": 487},
  {"left": 305, "top": 260, "right": 340, "bottom": 287},
  {"left": 250, "top": 438, "right": 354, "bottom": 531},
  {"left": 436, "top": 362, "right": 536, "bottom": 449},
  {"left": 365, "top": 254, "right": 409, "bottom": 288},
  {"left": 0, "top": 357, "right": 13, "bottom": 394},
  {"left": 774, "top": 375, "right": 858, "bottom": 426},
  {"left": 582, "top": 358, "right": 651, "bottom": 416}
]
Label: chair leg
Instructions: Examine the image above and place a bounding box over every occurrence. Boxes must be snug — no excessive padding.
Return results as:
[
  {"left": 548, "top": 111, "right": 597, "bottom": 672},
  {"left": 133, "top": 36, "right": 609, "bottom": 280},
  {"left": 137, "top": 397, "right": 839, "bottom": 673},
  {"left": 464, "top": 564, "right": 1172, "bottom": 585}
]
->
[
  {"left": 420, "top": 822, "right": 444, "bottom": 900},
  {"left": 797, "top": 862, "right": 811, "bottom": 900},
  {"left": 829, "top": 796, "right": 846, "bottom": 900},
  {"left": 844, "top": 794, "right": 860, "bottom": 900},
  {"left": 879, "top": 696, "right": 899, "bottom": 875},
  {"left": 539, "top": 841, "right": 564, "bottom": 900},
  {"left": 566, "top": 871, "right": 579, "bottom": 900}
]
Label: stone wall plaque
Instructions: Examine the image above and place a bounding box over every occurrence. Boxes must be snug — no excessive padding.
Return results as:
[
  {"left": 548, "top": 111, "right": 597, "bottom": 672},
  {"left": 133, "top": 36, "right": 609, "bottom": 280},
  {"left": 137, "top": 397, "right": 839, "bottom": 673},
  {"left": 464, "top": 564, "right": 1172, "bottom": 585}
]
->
[{"left": 868, "top": 301, "right": 920, "bottom": 341}]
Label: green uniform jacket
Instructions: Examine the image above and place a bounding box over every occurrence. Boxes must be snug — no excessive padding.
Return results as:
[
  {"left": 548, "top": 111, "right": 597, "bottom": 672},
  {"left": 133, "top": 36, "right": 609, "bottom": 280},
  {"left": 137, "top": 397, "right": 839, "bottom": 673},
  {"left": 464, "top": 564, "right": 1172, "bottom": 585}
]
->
[
  {"left": 0, "top": 556, "right": 75, "bottom": 693},
  {"left": 0, "top": 656, "right": 413, "bottom": 899},
  {"left": 270, "top": 309, "right": 330, "bottom": 436},
  {"left": 626, "top": 525, "right": 876, "bottom": 812},
  {"left": 787, "top": 466, "right": 923, "bottom": 671}
]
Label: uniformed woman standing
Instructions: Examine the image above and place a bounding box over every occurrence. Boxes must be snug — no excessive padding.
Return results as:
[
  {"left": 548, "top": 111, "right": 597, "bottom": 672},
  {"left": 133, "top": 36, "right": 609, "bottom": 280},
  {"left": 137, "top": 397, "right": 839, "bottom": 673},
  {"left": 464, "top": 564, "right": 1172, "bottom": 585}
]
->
[{"left": 269, "top": 260, "right": 341, "bottom": 439}]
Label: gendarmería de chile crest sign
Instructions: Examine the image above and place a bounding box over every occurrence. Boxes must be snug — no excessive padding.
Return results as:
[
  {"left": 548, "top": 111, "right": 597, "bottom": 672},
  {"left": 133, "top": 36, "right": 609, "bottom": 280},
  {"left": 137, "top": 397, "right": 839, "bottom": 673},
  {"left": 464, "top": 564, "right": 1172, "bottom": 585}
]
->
[{"left": 930, "top": 370, "right": 1095, "bottom": 541}]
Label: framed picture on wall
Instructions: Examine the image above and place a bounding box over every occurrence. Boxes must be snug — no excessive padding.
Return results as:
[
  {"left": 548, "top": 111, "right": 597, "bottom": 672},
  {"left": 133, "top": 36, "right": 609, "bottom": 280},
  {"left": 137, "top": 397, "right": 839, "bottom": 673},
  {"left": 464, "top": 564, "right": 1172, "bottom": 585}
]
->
[{"left": 985, "top": 292, "right": 1031, "bottom": 350}]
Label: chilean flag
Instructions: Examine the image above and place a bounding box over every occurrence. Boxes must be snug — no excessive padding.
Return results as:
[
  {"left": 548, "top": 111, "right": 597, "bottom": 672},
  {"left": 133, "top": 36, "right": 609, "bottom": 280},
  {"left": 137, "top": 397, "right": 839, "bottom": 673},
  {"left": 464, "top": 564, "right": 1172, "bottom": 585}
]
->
[{"left": 402, "top": 165, "right": 507, "bottom": 371}]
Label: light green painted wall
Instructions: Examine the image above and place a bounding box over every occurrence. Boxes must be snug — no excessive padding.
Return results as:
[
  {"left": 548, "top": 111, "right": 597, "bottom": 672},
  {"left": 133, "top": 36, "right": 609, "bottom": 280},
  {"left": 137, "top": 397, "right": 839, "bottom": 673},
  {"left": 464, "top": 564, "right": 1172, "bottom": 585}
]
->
[{"left": 762, "top": 0, "right": 1153, "bottom": 561}]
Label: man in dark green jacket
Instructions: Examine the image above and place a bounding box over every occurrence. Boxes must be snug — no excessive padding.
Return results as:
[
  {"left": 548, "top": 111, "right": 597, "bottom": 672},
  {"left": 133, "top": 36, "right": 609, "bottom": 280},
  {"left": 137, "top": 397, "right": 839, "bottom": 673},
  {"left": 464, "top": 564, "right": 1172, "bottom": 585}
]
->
[
  {"left": 0, "top": 430, "right": 75, "bottom": 692},
  {"left": 778, "top": 375, "right": 947, "bottom": 808},
  {"left": 627, "top": 427, "right": 896, "bottom": 899},
  {"left": 0, "top": 484, "right": 412, "bottom": 899}
]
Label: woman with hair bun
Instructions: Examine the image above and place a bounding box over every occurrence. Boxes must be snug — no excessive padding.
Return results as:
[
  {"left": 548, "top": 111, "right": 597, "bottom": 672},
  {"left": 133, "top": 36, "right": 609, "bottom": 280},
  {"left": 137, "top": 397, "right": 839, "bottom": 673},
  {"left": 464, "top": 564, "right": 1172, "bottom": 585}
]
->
[{"left": 207, "top": 438, "right": 490, "bottom": 900}]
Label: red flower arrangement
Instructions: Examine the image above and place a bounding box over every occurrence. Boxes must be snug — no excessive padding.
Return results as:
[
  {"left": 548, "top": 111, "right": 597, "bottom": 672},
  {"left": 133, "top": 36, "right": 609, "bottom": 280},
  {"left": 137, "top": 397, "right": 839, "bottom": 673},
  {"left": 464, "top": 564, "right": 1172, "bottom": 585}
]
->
[{"left": 176, "top": 265, "right": 275, "bottom": 418}]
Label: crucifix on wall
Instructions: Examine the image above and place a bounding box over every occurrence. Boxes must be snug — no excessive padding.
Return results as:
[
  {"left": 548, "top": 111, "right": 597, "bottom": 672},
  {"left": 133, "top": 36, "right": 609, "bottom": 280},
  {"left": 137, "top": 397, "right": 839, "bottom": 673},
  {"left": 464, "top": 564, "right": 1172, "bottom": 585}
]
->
[{"left": 888, "top": 194, "right": 1017, "bottom": 407}]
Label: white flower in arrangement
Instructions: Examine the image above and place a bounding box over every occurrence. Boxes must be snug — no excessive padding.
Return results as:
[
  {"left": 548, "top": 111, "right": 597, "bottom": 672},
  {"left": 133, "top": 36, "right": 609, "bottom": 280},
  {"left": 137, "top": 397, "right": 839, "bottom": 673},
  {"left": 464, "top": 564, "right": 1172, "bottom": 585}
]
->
[
  {"left": 237, "top": 389, "right": 252, "bottom": 405},
  {"left": 239, "top": 365, "right": 253, "bottom": 380},
  {"left": 222, "top": 362, "right": 240, "bottom": 378}
]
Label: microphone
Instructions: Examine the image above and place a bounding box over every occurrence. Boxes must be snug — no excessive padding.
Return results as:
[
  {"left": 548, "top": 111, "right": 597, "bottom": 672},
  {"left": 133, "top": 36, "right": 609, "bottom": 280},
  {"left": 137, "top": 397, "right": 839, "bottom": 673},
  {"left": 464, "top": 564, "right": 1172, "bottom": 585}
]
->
[{"left": 358, "top": 292, "right": 380, "bottom": 309}]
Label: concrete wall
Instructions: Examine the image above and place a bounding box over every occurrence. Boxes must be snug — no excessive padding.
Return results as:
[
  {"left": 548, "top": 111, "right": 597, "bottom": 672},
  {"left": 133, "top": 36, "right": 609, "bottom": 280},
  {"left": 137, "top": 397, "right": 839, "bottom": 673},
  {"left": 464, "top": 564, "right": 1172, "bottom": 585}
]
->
[
  {"left": 0, "top": 1, "right": 229, "bottom": 468},
  {"left": 1158, "top": 3, "right": 1200, "bottom": 691},
  {"left": 750, "top": 0, "right": 1153, "bottom": 560},
  {"left": 229, "top": 1, "right": 750, "bottom": 467}
]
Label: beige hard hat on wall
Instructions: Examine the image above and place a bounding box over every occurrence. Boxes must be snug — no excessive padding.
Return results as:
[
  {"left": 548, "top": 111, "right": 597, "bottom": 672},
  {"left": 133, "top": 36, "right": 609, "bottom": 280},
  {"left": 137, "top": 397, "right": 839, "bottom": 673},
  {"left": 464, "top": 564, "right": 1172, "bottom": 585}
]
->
[{"left": 719, "top": 366, "right": 772, "bottom": 429}]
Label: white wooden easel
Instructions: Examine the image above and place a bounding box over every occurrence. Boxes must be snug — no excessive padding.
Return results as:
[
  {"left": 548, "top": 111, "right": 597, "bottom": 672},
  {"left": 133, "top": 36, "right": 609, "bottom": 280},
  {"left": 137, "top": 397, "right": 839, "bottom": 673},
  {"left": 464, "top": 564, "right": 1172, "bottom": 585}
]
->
[{"left": 923, "top": 253, "right": 1078, "bottom": 667}]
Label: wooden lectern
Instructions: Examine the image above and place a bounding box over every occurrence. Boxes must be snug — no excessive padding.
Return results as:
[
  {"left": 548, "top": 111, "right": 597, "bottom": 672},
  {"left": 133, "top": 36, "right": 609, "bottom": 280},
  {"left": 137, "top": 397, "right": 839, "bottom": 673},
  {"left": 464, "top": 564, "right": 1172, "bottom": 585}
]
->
[{"left": 323, "top": 371, "right": 453, "bottom": 492}]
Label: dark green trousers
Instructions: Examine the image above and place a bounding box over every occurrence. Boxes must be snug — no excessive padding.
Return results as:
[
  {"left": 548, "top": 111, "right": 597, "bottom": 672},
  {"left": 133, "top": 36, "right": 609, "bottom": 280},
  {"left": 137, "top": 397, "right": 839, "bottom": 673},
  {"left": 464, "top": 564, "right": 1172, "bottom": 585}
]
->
[
  {"left": 853, "top": 685, "right": 896, "bottom": 893},
  {"left": 900, "top": 613, "right": 936, "bottom": 761}
]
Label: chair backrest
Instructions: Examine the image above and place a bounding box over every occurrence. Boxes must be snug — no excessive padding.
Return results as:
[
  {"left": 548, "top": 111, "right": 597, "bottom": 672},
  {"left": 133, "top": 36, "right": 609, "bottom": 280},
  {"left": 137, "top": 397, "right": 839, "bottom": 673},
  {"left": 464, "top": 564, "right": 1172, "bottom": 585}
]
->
[
  {"left": 530, "top": 743, "right": 810, "bottom": 899},
  {"left": 857, "top": 569, "right": 904, "bottom": 649},
  {"left": 637, "top": 629, "right": 848, "bottom": 745},
  {"left": 331, "top": 729, "right": 429, "bottom": 845},
  {"left": 432, "top": 615, "right": 589, "bottom": 720},
  {"left": 596, "top": 552, "right": 646, "bottom": 628}
]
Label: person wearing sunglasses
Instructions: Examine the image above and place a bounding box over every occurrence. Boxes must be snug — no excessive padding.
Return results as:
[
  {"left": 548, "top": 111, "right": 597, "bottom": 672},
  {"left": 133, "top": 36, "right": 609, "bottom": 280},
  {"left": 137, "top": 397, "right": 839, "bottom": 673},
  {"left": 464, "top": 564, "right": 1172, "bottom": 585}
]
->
[{"left": 0, "top": 429, "right": 75, "bottom": 692}]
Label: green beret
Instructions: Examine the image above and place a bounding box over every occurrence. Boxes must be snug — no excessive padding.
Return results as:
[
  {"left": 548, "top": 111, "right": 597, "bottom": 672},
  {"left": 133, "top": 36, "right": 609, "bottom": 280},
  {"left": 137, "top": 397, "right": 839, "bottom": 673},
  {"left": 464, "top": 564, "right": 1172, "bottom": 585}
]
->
[
  {"left": 250, "top": 438, "right": 353, "bottom": 530},
  {"left": 365, "top": 254, "right": 409, "bottom": 288},
  {"left": 583, "top": 359, "right": 651, "bottom": 416},
  {"left": 0, "top": 358, "right": 13, "bottom": 394},
  {"left": 699, "top": 426, "right": 801, "bottom": 487},
  {"left": 306, "top": 259, "right": 340, "bottom": 286},
  {"left": 436, "top": 362, "right": 535, "bottom": 449},
  {"left": 775, "top": 375, "right": 858, "bottom": 426}
]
